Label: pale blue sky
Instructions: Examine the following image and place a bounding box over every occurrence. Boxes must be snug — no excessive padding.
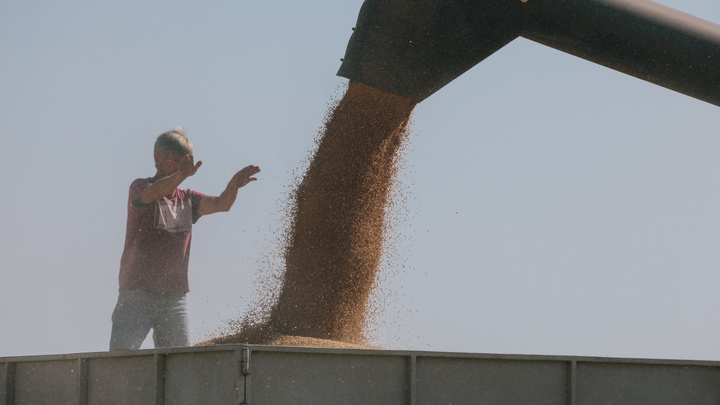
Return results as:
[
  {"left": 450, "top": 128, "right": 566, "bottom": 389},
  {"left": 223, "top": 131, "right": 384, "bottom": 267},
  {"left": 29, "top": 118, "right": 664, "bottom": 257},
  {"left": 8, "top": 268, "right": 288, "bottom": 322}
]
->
[{"left": 2, "top": 0, "right": 720, "bottom": 360}]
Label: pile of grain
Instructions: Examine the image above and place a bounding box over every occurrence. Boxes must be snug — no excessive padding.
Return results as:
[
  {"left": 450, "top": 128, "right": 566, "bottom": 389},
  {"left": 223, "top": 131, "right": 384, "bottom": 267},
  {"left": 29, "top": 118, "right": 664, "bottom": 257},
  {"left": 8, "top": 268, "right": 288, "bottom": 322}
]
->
[{"left": 204, "top": 81, "right": 416, "bottom": 348}]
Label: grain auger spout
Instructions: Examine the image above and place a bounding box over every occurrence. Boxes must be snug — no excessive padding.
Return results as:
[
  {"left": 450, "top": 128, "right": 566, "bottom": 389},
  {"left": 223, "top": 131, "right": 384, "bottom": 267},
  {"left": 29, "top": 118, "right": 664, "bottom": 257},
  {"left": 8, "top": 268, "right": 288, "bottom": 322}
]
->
[{"left": 337, "top": 0, "right": 720, "bottom": 106}]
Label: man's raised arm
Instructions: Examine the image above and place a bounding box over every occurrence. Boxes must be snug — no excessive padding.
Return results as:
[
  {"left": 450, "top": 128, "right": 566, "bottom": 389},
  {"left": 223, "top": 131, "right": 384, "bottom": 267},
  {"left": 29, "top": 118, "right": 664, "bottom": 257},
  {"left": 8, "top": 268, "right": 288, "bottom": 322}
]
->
[{"left": 198, "top": 165, "right": 260, "bottom": 215}]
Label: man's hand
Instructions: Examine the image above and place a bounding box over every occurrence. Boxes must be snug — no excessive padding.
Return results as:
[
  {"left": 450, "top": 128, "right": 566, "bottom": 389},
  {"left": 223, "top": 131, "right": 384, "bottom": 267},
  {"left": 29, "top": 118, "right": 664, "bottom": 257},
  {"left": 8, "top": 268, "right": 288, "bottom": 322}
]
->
[
  {"left": 179, "top": 154, "right": 203, "bottom": 178},
  {"left": 197, "top": 165, "right": 261, "bottom": 216},
  {"left": 228, "top": 165, "right": 261, "bottom": 189}
]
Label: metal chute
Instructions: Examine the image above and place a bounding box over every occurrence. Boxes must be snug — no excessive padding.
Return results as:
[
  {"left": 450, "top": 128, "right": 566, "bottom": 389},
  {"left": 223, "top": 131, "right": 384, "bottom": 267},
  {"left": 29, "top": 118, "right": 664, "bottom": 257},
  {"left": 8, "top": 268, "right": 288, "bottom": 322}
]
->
[{"left": 338, "top": 0, "right": 720, "bottom": 106}]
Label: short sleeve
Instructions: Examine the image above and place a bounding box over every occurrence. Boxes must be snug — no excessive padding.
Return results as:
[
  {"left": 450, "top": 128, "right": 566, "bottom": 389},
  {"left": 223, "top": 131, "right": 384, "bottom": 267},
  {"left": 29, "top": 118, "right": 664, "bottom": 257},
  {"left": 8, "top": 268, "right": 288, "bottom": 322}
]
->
[
  {"left": 129, "top": 178, "right": 152, "bottom": 208},
  {"left": 191, "top": 190, "right": 206, "bottom": 224}
]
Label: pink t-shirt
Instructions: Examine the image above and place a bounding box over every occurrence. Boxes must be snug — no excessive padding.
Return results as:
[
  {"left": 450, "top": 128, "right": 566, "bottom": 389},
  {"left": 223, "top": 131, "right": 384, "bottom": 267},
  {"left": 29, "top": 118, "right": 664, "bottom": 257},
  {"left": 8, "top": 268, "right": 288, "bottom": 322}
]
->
[{"left": 118, "top": 178, "right": 205, "bottom": 293}]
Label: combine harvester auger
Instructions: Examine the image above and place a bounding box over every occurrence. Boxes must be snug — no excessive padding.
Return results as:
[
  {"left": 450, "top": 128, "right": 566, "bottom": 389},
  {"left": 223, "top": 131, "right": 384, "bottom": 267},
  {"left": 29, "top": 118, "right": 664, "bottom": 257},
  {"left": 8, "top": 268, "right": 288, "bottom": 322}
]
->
[{"left": 338, "top": 0, "right": 720, "bottom": 106}]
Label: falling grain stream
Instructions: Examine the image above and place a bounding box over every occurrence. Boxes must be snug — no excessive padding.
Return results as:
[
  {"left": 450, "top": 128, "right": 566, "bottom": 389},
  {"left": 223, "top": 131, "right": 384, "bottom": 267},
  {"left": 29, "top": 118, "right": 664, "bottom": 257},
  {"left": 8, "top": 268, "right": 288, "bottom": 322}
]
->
[{"left": 205, "top": 82, "right": 416, "bottom": 347}]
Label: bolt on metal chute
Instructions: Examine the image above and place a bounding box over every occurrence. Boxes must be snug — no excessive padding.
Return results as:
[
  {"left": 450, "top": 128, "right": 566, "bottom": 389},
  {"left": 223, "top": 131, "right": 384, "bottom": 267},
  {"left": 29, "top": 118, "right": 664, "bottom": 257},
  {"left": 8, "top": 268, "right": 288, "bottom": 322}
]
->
[{"left": 337, "top": 0, "right": 720, "bottom": 106}]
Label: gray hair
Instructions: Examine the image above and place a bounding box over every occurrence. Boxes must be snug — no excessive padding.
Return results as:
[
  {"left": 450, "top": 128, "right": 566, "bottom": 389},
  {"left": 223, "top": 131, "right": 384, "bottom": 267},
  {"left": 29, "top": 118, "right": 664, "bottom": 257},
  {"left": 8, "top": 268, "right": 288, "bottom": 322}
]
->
[{"left": 154, "top": 127, "right": 193, "bottom": 156}]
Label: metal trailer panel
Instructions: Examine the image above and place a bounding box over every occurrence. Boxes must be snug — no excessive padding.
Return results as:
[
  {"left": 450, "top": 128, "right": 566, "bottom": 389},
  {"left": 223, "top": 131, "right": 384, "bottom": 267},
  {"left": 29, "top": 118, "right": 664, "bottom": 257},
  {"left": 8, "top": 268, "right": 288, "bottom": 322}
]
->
[
  {"left": 415, "top": 356, "right": 569, "bottom": 404},
  {"left": 1, "top": 363, "right": 7, "bottom": 405},
  {"left": 576, "top": 361, "right": 720, "bottom": 404},
  {"left": 86, "top": 355, "right": 159, "bottom": 405},
  {"left": 246, "top": 349, "right": 407, "bottom": 405},
  {"left": 4, "top": 346, "right": 720, "bottom": 404},
  {"left": 13, "top": 360, "right": 78, "bottom": 405},
  {"left": 163, "top": 350, "right": 239, "bottom": 405}
]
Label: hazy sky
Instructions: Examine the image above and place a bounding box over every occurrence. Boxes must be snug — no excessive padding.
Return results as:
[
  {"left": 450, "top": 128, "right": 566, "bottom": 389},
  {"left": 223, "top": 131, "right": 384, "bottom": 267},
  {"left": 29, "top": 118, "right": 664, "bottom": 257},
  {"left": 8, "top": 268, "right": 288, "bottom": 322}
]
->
[{"left": 2, "top": 0, "right": 720, "bottom": 360}]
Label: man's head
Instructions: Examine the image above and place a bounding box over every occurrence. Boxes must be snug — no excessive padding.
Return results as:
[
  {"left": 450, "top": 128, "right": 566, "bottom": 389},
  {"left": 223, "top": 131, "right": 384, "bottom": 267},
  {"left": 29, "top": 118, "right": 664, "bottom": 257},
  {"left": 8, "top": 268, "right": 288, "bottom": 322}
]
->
[
  {"left": 155, "top": 127, "right": 193, "bottom": 157},
  {"left": 154, "top": 127, "right": 193, "bottom": 175}
]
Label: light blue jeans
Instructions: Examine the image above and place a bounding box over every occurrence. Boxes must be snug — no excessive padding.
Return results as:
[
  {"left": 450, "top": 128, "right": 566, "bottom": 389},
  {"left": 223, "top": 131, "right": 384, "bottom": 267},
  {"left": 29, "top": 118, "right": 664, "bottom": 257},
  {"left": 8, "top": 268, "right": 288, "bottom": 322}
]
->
[{"left": 110, "top": 288, "right": 189, "bottom": 350}]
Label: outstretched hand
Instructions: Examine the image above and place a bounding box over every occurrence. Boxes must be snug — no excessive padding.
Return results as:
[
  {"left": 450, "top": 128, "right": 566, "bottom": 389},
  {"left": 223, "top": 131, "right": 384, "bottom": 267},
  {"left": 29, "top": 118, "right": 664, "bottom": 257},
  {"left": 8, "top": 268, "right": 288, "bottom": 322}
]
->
[
  {"left": 229, "top": 165, "right": 261, "bottom": 189},
  {"left": 179, "top": 154, "right": 202, "bottom": 178},
  {"left": 196, "top": 164, "right": 261, "bottom": 216}
]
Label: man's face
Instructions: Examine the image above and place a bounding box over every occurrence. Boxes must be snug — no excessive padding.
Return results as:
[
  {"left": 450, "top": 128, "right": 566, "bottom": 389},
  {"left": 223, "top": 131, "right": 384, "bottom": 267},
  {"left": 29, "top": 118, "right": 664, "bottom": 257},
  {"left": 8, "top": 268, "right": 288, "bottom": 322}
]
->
[{"left": 154, "top": 150, "right": 186, "bottom": 176}]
